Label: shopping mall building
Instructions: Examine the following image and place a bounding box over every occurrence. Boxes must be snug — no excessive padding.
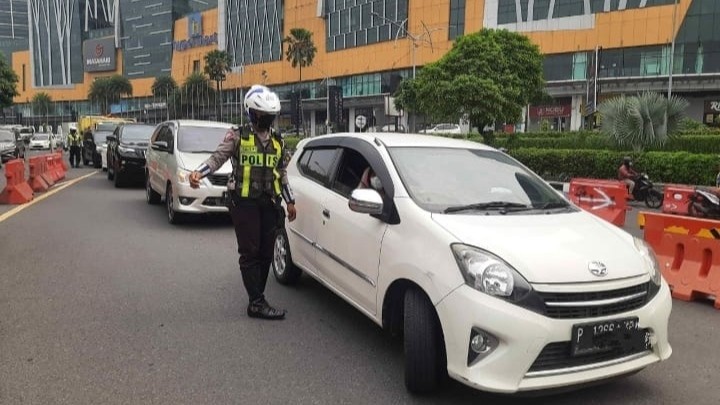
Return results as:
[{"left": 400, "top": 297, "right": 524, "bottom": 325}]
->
[{"left": 0, "top": 0, "right": 718, "bottom": 134}]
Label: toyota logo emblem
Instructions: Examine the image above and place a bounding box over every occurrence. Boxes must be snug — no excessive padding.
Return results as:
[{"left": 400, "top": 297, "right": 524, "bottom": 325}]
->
[
  {"left": 588, "top": 261, "right": 608, "bottom": 277},
  {"left": 95, "top": 44, "right": 104, "bottom": 57}
]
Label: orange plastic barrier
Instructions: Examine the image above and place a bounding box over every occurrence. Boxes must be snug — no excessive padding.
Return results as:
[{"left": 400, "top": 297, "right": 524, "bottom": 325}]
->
[
  {"left": 662, "top": 184, "right": 694, "bottom": 216},
  {"left": 44, "top": 154, "right": 63, "bottom": 182},
  {"left": 0, "top": 159, "right": 33, "bottom": 204},
  {"left": 569, "top": 178, "right": 629, "bottom": 227},
  {"left": 639, "top": 211, "right": 720, "bottom": 309},
  {"left": 28, "top": 156, "right": 50, "bottom": 192},
  {"left": 39, "top": 157, "right": 55, "bottom": 188},
  {"left": 56, "top": 151, "right": 69, "bottom": 171}
]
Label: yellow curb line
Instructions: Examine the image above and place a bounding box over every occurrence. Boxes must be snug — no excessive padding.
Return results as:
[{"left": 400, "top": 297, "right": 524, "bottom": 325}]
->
[{"left": 0, "top": 171, "right": 99, "bottom": 224}]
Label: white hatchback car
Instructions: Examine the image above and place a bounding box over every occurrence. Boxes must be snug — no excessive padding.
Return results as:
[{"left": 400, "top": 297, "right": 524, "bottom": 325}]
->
[
  {"left": 272, "top": 133, "right": 671, "bottom": 394},
  {"left": 145, "top": 120, "right": 234, "bottom": 224}
]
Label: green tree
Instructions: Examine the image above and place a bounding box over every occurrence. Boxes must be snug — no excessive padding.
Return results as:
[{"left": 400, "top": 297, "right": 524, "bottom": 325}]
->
[
  {"left": 0, "top": 53, "right": 19, "bottom": 119},
  {"left": 170, "top": 72, "right": 215, "bottom": 119},
  {"left": 88, "top": 74, "right": 133, "bottom": 115},
  {"left": 283, "top": 28, "right": 317, "bottom": 83},
  {"left": 599, "top": 91, "right": 689, "bottom": 152},
  {"left": 152, "top": 75, "right": 178, "bottom": 120},
  {"left": 31, "top": 92, "right": 52, "bottom": 124},
  {"left": 394, "top": 28, "right": 545, "bottom": 132},
  {"left": 203, "top": 50, "right": 232, "bottom": 120}
]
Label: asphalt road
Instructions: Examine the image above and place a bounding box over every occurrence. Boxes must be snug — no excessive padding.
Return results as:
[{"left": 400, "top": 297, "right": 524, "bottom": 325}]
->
[{"left": 1, "top": 172, "right": 719, "bottom": 405}]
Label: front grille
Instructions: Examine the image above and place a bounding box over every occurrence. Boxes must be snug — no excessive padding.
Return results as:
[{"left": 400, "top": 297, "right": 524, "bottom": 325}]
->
[
  {"left": 527, "top": 334, "right": 650, "bottom": 373},
  {"left": 538, "top": 283, "right": 650, "bottom": 319},
  {"left": 207, "top": 174, "right": 229, "bottom": 186}
]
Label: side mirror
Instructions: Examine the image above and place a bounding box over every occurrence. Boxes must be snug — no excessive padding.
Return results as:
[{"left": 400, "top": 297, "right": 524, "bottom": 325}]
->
[
  {"left": 151, "top": 141, "right": 169, "bottom": 152},
  {"left": 349, "top": 188, "right": 384, "bottom": 215},
  {"left": 106, "top": 135, "right": 116, "bottom": 142}
]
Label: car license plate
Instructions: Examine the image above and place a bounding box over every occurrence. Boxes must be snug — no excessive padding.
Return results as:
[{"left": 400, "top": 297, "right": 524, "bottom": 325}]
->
[{"left": 571, "top": 317, "right": 650, "bottom": 357}]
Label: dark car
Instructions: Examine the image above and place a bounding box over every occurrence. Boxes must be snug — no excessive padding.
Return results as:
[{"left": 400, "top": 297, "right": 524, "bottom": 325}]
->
[
  {"left": 83, "top": 122, "right": 118, "bottom": 168},
  {"left": 13, "top": 126, "right": 35, "bottom": 158},
  {"left": 106, "top": 123, "right": 155, "bottom": 187},
  {"left": 0, "top": 129, "right": 20, "bottom": 162}
]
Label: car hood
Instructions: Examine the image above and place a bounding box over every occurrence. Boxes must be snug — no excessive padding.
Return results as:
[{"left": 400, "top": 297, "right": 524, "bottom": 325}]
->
[
  {"left": 0, "top": 141, "right": 15, "bottom": 149},
  {"left": 431, "top": 211, "right": 646, "bottom": 284},
  {"left": 177, "top": 151, "right": 231, "bottom": 175}
]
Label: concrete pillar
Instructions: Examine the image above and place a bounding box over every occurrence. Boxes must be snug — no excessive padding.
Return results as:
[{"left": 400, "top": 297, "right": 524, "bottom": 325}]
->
[
  {"left": 349, "top": 107, "right": 356, "bottom": 133},
  {"left": 571, "top": 95, "right": 583, "bottom": 131},
  {"left": 310, "top": 110, "right": 316, "bottom": 137}
]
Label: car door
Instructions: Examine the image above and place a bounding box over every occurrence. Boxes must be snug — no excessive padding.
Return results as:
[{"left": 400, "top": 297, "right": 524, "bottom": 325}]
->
[
  {"left": 286, "top": 147, "right": 340, "bottom": 276},
  {"left": 313, "top": 146, "right": 390, "bottom": 315},
  {"left": 148, "top": 125, "right": 169, "bottom": 193}
]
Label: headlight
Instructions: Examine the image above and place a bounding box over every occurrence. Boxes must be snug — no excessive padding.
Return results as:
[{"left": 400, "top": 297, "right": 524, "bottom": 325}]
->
[
  {"left": 451, "top": 244, "right": 533, "bottom": 301},
  {"left": 118, "top": 145, "right": 135, "bottom": 153},
  {"left": 177, "top": 168, "right": 191, "bottom": 184},
  {"left": 634, "top": 237, "right": 662, "bottom": 286}
]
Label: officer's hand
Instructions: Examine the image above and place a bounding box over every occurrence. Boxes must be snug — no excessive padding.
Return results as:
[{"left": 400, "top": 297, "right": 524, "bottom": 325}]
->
[
  {"left": 286, "top": 203, "right": 297, "bottom": 222},
  {"left": 189, "top": 171, "right": 202, "bottom": 189}
]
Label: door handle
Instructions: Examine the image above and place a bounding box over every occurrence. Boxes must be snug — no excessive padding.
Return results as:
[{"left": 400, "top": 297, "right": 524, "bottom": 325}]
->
[{"left": 322, "top": 209, "right": 330, "bottom": 218}]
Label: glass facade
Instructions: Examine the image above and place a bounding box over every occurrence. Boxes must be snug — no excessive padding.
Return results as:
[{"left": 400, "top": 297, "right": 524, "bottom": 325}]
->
[
  {"left": 270, "top": 69, "right": 411, "bottom": 101},
  {"left": 325, "top": 0, "right": 408, "bottom": 52},
  {"left": 120, "top": 0, "right": 174, "bottom": 79},
  {"left": 226, "top": 0, "right": 284, "bottom": 66},
  {"left": 498, "top": 0, "right": 674, "bottom": 24},
  {"left": 0, "top": 0, "right": 29, "bottom": 40},
  {"left": 448, "top": 0, "right": 465, "bottom": 40}
]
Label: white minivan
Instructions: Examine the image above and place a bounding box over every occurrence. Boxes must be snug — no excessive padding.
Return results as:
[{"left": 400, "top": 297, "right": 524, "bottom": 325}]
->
[
  {"left": 272, "top": 133, "right": 672, "bottom": 394},
  {"left": 145, "top": 120, "right": 234, "bottom": 224}
]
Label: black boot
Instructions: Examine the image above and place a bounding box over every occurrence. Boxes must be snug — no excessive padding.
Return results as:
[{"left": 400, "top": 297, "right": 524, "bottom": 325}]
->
[{"left": 247, "top": 298, "right": 286, "bottom": 320}]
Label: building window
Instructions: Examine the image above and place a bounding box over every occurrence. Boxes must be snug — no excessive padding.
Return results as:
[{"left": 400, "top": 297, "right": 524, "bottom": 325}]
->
[
  {"left": 193, "top": 60, "right": 200, "bottom": 73},
  {"left": 326, "top": 0, "right": 408, "bottom": 52},
  {"left": 226, "top": 0, "right": 284, "bottom": 66},
  {"left": 448, "top": 0, "right": 465, "bottom": 40}
]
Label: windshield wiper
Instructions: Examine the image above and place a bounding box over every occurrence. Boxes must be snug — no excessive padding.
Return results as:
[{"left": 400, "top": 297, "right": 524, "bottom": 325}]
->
[
  {"left": 443, "top": 201, "right": 531, "bottom": 214},
  {"left": 535, "top": 201, "right": 570, "bottom": 210}
]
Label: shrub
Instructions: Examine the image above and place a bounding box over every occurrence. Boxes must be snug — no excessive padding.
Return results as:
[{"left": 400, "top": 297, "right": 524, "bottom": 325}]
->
[
  {"left": 494, "top": 134, "right": 720, "bottom": 154},
  {"left": 508, "top": 148, "right": 718, "bottom": 186}
]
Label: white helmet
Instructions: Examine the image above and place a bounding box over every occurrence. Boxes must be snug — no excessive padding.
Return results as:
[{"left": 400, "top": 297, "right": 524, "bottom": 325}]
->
[{"left": 244, "top": 85, "right": 281, "bottom": 114}]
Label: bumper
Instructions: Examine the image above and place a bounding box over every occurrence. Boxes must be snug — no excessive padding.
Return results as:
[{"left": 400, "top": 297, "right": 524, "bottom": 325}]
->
[
  {"left": 116, "top": 156, "right": 146, "bottom": 177},
  {"left": 1, "top": 149, "right": 17, "bottom": 161},
  {"left": 173, "top": 181, "right": 229, "bottom": 214},
  {"left": 435, "top": 280, "right": 672, "bottom": 393}
]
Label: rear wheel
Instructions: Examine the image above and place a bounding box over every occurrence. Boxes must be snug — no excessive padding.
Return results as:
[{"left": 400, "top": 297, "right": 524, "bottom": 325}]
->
[
  {"left": 146, "top": 175, "right": 161, "bottom": 205},
  {"left": 645, "top": 189, "right": 663, "bottom": 209},
  {"left": 403, "top": 288, "right": 447, "bottom": 394},
  {"left": 272, "top": 228, "right": 302, "bottom": 285}
]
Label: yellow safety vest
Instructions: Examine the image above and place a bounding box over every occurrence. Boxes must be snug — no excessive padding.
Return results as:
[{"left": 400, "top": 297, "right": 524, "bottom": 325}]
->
[{"left": 237, "top": 133, "right": 282, "bottom": 198}]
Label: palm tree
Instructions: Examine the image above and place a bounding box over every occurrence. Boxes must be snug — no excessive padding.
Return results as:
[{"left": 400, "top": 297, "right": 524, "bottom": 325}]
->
[
  {"left": 152, "top": 75, "right": 178, "bottom": 120},
  {"left": 283, "top": 28, "right": 317, "bottom": 135},
  {"left": 178, "top": 72, "right": 214, "bottom": 120},
  {"left": 599, "top": 91, "right": 689, "bottom": 152},
  {"left": 32, "top": 92, "right": 52, "bottom": 128},
  {"left": 88, "top": 75, "right": 133, "bottom": 115},
  {"left": 203, "top": 50, "right": 231, "bottom": 121}
]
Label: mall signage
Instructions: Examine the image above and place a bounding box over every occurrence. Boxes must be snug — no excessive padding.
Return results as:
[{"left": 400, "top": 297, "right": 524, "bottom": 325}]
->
[{"left": 83, "top": 37, "right": 116, "bottom": 72}]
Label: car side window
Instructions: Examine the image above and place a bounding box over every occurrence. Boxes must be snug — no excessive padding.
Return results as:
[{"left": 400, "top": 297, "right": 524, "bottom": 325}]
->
[
  {"left": 331, "top": 148, "right": 371, "bottom": 198},
  {"left": 299, "top": 148, "right": 338, "bottom": 186},
  {"left": 151, "top": 126, "right": 164, "bottom": 143}
]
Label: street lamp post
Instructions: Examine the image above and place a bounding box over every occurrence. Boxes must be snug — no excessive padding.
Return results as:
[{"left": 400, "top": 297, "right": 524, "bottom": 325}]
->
[
  {"left": 314, "top": 65, "right": 334, "bottom": 135},
  {"left": 668, "top": 0, "right": 679, "bottom": 99},
  {"left": 370, "top": 12, "right": 442, "bottom": 132}
]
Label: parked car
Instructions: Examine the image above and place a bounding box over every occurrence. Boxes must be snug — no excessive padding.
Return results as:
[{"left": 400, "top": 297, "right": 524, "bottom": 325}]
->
[
  {"left": 418, "top": 123, "right": 463, "bottom": 135},
  {"left": 82, "top": 123, "right": 117, "bottom": 168},
  {"left": 376, "top": 123, "right": 406, "bottom": 133},
  {"left": 107, "top": 123, "right": 155, "bottom": 187},
  {"left": 145, "top": 120, "right": 234, "bottom": 224},
  {"left": 272, "top": 132, "right": 672, "bottom": 394},
  {"left": 29, "top": 133, "right": 54, "bottom": 150},
  {"left": 0, "top": 129, "right": 20, "bottom": 162},
  {"left": 13, "top": 126, "right": 35, "bottom": 158}
]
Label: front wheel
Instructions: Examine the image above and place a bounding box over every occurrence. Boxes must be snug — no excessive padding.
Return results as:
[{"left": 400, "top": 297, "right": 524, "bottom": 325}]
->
[
  {"left": 146, "top": 176, "right": 161, "bottom": 205},
  {"left": 404, "top": 288, "right": 447, "bottom": 394},
  {"left": 166, "top": 183, "right": 184, "bottom": 225},
  {"left": 272, "top": 228, "right": 302, "bottom": 285},
  {"left": 645, "top": 189, "right": 663, "bottom": 209}
]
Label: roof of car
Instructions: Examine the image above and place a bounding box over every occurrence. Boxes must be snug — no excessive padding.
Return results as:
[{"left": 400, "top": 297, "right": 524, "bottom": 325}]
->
[
  {"left": 170, "top": 120, "right": 235, "bottom": 128},
  {"left": 302, "top": 132, "right": 494, "bottom": 151}
]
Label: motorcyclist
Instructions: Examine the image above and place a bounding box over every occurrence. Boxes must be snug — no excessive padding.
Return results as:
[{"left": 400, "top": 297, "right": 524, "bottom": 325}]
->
[{"left": 618, "top": 156, "right": 639, "bottom": 196}]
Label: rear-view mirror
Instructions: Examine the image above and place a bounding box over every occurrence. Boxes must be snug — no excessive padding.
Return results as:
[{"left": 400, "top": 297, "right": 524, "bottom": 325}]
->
[
  {"left": 106, "top": 135, "right": 116, "bottom": 142},
  {"left": 151, "top": 141, "right": 169, "bottom": 152},
  {"left": 349, "top": 188, "right": 384, "bottom": 215}
]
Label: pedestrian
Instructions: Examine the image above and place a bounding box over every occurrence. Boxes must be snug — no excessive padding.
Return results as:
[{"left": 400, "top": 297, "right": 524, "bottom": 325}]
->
[
  {"left": 189, "top": 84, "right": 297, "bottom": 320},
  {"left": 68, "top": 127, "right": 82, "bottom": 168}
]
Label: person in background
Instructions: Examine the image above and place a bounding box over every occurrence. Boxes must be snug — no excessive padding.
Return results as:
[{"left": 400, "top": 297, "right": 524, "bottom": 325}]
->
[
  {"left": 67, "top": 128, "right": 82, "bottom": 168},
  {"left": 618, "top": 156, "right": 639, "bottom": 197}
]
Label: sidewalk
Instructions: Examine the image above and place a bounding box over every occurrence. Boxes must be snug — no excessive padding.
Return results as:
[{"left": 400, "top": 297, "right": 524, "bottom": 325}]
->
[{"left": 0, "top": 151, "right": 97, "bottom": 216}]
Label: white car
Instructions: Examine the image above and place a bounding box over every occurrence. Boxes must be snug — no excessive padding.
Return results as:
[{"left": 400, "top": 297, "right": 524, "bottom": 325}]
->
[
  {"left": 29, "top": 133, "right": 54, "bottom": 150},
  {"left": 145, "top": 120, "right": 234, "bottom": 224},
  {"left": 419, "top": 123, "right": 463, "bottom": 135},
  {"left": 272, "top": 133, "right": 672, "bottom": 394}
]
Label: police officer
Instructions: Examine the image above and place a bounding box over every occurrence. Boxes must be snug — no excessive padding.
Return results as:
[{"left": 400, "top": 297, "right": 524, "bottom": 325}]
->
[
  {"left": 68, "top": 127, "right": 82, "bottom": 168},
  {"left": 189, "top": 85, "right": 296, "bottom": 320}
]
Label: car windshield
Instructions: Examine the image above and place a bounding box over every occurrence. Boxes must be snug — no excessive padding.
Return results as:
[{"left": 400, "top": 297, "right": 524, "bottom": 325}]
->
[
  {"left": 387, "top": 147, "right": 570, "bottom": 214},
  {"left": 121, "top": 125, "right": 154, "bottom": 143},
  {"left": 96, "top": 123, "right": 118, "bottom": 132},
  {"left": 34, "top": 134, "right": 49, "bottom": 140},
  {"left": 93, "top": 132, "right": 111, "bottom": 143},
  {"left": 0, "top": 130, "right": 14, "bottom": 142},
  {"left": 177, "top": 125, "right": 230, "bottom": 153}
]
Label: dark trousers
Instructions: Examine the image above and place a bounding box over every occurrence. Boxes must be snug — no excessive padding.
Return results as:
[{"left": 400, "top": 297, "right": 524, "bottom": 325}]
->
[
  {"left": 229, "top": 197, "right": 282, "bottom": 303},
  {"left": 69, "top": 146, "right": 81, "bottom": 167}
]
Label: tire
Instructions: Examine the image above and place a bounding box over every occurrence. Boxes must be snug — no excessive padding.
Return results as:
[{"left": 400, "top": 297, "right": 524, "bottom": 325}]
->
[
  {"left": 84, "top": 159, "right": 90, "bottom": 166},
  {"left": 688, "top": 203, "right": 702, "bottom": 218},
  {"left": 272, "top": 228, "right": 302, "bottom": 285},
  {"left": 403, "top": 288, "right": 447, "bottom": 394},
  {"left": 114, "top": 169, "right": 124, "bottom": 188},
  {"left": 165, "top": 183, "right": 184, "bottom": 224},
  {"left": 645, "top": 189, "right": 663, "bottom": 209},
  {"left": 93, "top": 154, "right": 101, "bottom": 169},
  {"left": 146, "top": 175, "right": 161, "bottom": 205},
  {"left": 107, "top": 164, "right": 114, "bottom": 180}
]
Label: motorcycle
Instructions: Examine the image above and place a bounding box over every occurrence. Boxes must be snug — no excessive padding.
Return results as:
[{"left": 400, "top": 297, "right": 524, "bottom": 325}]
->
[
  {"left": 630, "top": 173, "right": 663, "bottom": 208},
  {"left": 688, "top": 187, "right": 720, "bottom": 219}
]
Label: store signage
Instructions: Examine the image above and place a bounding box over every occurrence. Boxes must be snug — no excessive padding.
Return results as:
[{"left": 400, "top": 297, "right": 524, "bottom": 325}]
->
[
  {"left": 173, "top": 32, "right": 218, "bottom": 51},
  {"left": 530, "top": 105, "right": 572, "bottom": 119},
  {"left": 704, "top": 101, "right": 720, "bottom": 113},
  {"left": 83, "top": 37, "right": 116, "bottom": 72}
]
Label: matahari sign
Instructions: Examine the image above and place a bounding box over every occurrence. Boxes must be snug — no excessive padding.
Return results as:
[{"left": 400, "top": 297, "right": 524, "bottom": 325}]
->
[{"left": 83, "top": 37, "right": 116, "bottom": 72}]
